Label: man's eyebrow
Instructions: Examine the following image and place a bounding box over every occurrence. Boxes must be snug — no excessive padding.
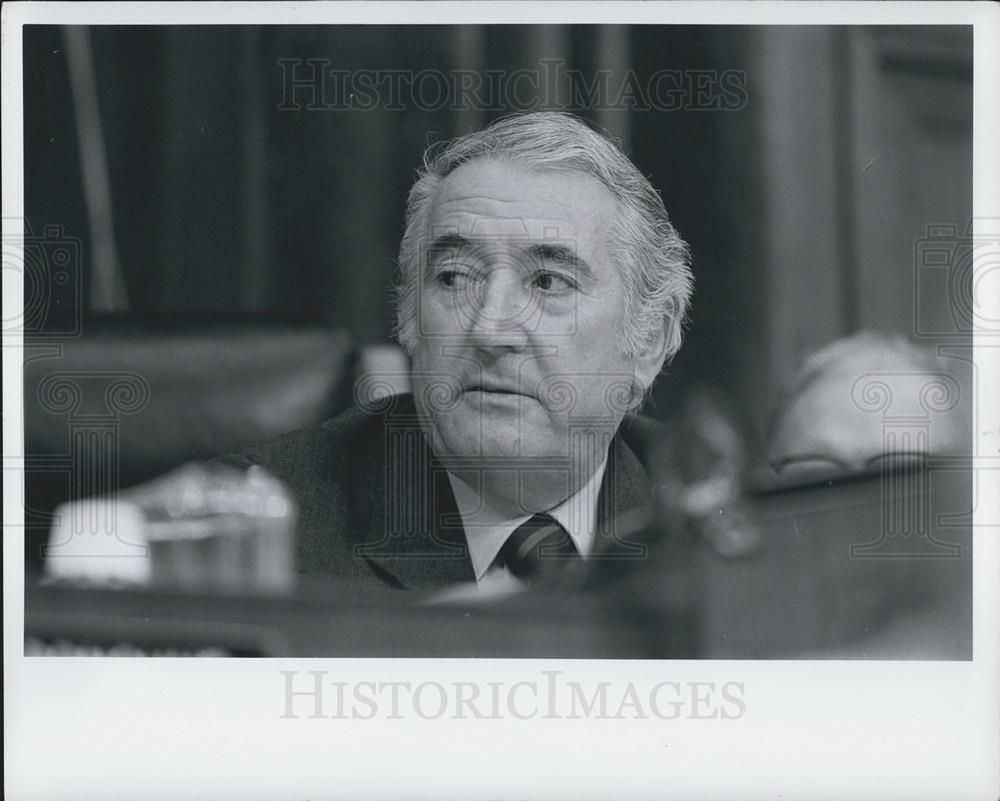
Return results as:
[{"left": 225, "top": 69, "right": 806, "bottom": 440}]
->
[
  {"left": 528, "top": 243, "right": 595, "bottom": 281},
  {"left": 426, "top": 233, "right": 473, "bottom": 257}
]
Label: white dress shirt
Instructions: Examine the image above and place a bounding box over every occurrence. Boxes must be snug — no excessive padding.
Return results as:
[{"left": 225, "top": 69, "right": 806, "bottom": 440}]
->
[{"left": 440, "top": 460, "right": 609, "bottom": 597}]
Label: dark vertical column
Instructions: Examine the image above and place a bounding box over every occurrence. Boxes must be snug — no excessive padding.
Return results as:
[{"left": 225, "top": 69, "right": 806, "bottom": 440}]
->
[
  {"left": 592, "top": 26, "right": 632, "bottom": 151},
  {"left": 735, "top": 27, "right": 846, "bottom": 434},
  {"left": 158, "top": 27, "right": 243, "bottom": 312},
  {"left": 239, "top": 26, "right": 272, "bottom": 311},
  {"left": 631, "top": 27, "right": 761, "bottom": 430},
  {"left": 448, "top": 25, "right": 487, "bottom": 134}
]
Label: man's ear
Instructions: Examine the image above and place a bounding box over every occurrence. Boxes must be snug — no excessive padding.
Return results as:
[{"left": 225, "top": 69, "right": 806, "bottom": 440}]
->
[{"left": 632, "top": 327, "right": 670, "bottom": 396}]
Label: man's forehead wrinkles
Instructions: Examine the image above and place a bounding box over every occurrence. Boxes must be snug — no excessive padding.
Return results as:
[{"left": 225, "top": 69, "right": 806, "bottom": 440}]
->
[
  {"left": 429, "top": 210, "right": 584, "bottom": 238},
  {"left": 432, "top": 207, "right": 582, "bottom": 231},
  {"left": 435, "top": 189, "right": 582, "bottom": 213}
]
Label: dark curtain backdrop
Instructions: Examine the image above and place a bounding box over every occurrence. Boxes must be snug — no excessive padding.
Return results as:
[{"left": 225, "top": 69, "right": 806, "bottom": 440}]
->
[{"left": 23, "top": 25, "right": 972, "bottom": 436}]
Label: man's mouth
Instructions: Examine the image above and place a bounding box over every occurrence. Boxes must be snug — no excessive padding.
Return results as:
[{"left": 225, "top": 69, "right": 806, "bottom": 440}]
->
[{"left": 463, "top": 381, "right": 534, "bottom": 398}]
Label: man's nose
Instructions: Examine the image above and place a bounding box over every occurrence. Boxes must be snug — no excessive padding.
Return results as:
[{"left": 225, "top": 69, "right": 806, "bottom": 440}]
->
[{"left": 465, "top": 268, "right": 536, "bottom": 348}]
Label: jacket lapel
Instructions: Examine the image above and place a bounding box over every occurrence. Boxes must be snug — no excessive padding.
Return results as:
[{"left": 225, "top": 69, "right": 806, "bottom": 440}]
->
[
  {"left": 354, "top": 404, "right": 476, "bottom": 590},
  {"left": 592, "top": 434, "right": 655, "bottom": 560}
]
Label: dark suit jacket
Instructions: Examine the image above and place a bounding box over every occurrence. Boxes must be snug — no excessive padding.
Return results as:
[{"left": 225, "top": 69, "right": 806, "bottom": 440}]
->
[{"left": 223, "top": 393, "right": 657, "bottom": 591}]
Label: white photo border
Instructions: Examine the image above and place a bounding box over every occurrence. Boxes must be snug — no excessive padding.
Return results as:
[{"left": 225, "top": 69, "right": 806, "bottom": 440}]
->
[{"left": 4, "top": 3, "right": 998, "bottom": 800}]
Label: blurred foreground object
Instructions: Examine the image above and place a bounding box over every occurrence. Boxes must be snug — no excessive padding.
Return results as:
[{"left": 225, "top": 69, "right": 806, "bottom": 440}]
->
[
  {"left": 654, "top": 387, "right": 762, "bottom": 560},
  {"left": 45, "top": 463, "right": 296, "bottom": 593},
  {"left": 581, "top": 387, "right": 762, "bottom": 657},
  {"left": 640, "top": 387, "right": 762, "bottom": 656}
]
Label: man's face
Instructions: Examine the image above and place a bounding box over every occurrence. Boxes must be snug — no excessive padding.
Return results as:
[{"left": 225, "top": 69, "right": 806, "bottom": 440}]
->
[{"left": 409, "top": 158, "right": 660, "bottom": 496}]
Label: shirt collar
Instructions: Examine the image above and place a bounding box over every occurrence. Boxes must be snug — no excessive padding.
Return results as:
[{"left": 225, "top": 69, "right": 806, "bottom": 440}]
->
[{"left": 446, "top": 460, "right": 609, "bottom": 581}]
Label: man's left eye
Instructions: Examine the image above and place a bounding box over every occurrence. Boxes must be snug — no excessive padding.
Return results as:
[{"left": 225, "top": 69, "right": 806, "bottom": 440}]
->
[{"left": 531, "top": 271, "right": 574, "bottom": 292}]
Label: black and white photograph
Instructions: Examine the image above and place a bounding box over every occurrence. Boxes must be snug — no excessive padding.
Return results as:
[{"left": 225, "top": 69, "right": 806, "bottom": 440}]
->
[{"left": 4, "top": 2, "right": 998, "bottom": 799}]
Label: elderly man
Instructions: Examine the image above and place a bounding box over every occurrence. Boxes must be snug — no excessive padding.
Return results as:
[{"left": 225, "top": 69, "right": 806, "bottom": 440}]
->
[{"left": 228, "top": 112, "right": 693, "bottom": 593}]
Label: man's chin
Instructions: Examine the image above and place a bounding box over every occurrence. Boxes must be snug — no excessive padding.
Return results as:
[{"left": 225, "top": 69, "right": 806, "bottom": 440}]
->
[{"left": 432, "top": 409, "right": 567, "bottom": 462}]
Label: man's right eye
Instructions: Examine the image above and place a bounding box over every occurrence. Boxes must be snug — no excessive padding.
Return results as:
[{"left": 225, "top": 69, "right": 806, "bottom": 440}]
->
[{"left": 437, "top": 270, "right": 467, "bottom": 288}]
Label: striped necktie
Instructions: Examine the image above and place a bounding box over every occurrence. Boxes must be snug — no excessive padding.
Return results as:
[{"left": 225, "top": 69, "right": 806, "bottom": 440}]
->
[{"left": 499, "top": 513, "right": 580, "bottom": 583}]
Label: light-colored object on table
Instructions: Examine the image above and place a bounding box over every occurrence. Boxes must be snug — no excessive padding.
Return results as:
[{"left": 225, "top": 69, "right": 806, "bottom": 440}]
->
[
  {"left": 45, "top": 498, "right": 150, "bottom": 584},
  {"left": 45, "top": 463, "right": 296, "bottom": 593}
]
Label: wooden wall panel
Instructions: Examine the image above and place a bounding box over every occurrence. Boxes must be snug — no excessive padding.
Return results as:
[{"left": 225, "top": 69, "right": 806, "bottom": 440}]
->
[
  {"left": 847, "top": 27, "right": 973, "bottom": 339},
  {"left": 745, "top": 26, "right": 971, "bottom": 433}
]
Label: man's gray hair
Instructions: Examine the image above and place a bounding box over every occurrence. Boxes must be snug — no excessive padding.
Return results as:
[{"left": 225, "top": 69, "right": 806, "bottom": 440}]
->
[{"left": 394, "top": 111, "right": 693, "bottom": 376}]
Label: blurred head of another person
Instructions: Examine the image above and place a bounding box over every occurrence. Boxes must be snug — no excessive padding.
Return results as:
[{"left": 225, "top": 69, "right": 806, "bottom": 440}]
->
[{"left": 766, "top": 331, "right": 971, "bottom": 478}]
